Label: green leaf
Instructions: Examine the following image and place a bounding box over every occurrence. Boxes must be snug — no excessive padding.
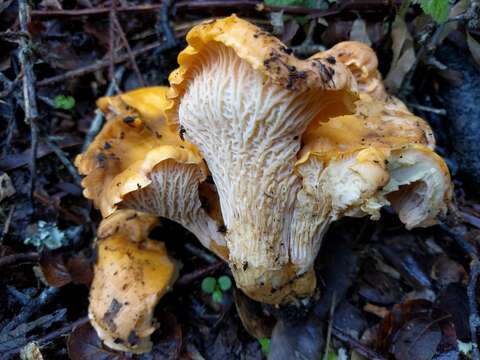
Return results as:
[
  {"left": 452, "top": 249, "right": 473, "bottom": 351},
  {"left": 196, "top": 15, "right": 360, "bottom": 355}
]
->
[
  {"left": 419, "top": 0, "right": 450, "bottom": 23},
  {"left": 259, "top": 338, "right": 270, "bottom": 356},
  {"left": 212, "top": 290, "right": 223, "bottom": 303},
  {"left": 53, "top": 95, "right": 76, "bottom": 110},
  {"left": 325, "top": 350, "right": 338, "bottom": 360},
  {"left": 201, "top": 277, "right": 217, "bottom": 294},
  {"left": 218, "top": 275, "right": 232, "bottom": 291},
  {"left": 264, "top": 0, "right": 317, "bottom": 8}
]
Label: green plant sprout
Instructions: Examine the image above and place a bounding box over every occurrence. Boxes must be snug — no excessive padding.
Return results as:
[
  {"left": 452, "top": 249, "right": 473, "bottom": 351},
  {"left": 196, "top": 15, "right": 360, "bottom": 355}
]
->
[
  {"left": 259, "top": 338, "right": 270, "bottom": 356},
  {"left": 201, "top": 275, "right": 233, "bottom": 303},
  {"left": 53, "top": 95, "right": 76, "bottom": 110}
]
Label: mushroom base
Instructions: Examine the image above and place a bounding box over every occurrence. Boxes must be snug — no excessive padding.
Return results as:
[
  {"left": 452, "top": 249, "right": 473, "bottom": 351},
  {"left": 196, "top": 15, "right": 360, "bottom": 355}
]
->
[{"left": 232, "top": 264, "right": 317, "bottom": 304}]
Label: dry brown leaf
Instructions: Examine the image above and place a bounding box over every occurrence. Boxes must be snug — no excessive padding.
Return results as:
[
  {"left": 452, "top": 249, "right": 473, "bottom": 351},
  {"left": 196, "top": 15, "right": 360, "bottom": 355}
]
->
[
  {"left": 20, "top": 343, "right": 44, "bottom": 360},
  {"left": 467, "top": 32, "right": 480, "bottom": 69},
  {"left": 0, "top": 172, "right": 15, "bottom": 202},
  {"left": 385, "top": 16, "right": 416, "bottom": 92},
  {"left": 350, "top": 18, "right": 372, "bottom": 46},
  {"left": 438, "top": 0, "right": 470, "bottom": 43}
]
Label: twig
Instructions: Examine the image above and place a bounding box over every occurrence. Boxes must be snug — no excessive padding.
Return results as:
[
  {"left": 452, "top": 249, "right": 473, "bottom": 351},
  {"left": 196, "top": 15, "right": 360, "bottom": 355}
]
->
[
  {"left": 0, "top": 252, "right": 39, "bottom": 268},
  {"left": 108, "top": 1, "right": 117, "bottom": 85},
  {"left": 111, "top": 8, "right": 145, "bottom": 86},
  {"left": 332, "top": 326, "right": 387, "bottom": 360},
  {"left": 408, "top": 103, "right": 447, "bottom": 115},
  {"left": 176, "top": 260, "right": 225, "bottom": 287},
  {"left": 183, "top": 242, "right": 219, "bottom": 264},
  {"left": 43, "top": 136, "right": 82, "bottom": 184},
  {"left": 323, "top": 292, "right": 336, "bottom": 360},
  {"left": 36, "top": 316, "right": 89, "bottom": 346},
  {"left": 462, "top": 210, "right": 480, "bottom": 229},
  {"left": 155, "top": 0, "right": 177, "bottom": 52},
  {"left": 0, "top": 205, "right": 15, "bottom": 242},
  {"left": 37, "top": 41, "right": 160, "bottom": 86},
  {"left": 82, "top": 66, "right": 126, "bottom": 151},
  {"left": 30, "top": 0, "right": 395, "bottom": 18},
  {"left": 2, "top": 287, "right": 59, "bottom": 333},
  {"left": 18, "top": 0, "right": 39, "bottom": 204},
  {"left": 1, "top": 316, "right": 89, "bottom": 359}
]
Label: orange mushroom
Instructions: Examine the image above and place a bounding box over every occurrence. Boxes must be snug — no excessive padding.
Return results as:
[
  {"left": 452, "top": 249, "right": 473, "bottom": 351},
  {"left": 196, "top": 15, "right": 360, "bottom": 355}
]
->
[
  {"left": 89, "top": 210, "right": 178, "bottom": 353},
  {"left": 312, "top": 41, "right": 387, "bottom": 101},
  {"left": 75, "top": 86, "right": 227, "bottom": 258},
  {"left": 77, "top": 16, "right": 452, "bottom": 316}
]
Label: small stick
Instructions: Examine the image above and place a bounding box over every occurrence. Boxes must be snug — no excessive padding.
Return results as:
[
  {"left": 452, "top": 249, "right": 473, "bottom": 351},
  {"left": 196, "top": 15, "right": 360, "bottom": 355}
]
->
[
  {"left": 323, "top": 292, "right": 336, "bottom": 360},
  {"left": 2, "top": 287, "right": 60, "bottom": 334},
  {"left": 36, "top": 316, "right": 89, "bottom": 345},
  {"left": 18, "top": 0, "right": 39, "bottom": 204},
  {"left": 408, "top": 103, "right": 447, "bottom": 115},
  {"left": 0, "top": 205, "right": 15, "bottom": 242},
  {"left": 1, "top": 316, "right": 89, "bottom": 359},
  {"left": 176, "top": 260, "right": 225, "bottom": 287},
  {"left": 44, "top": 136, "right": 82, "bottom": 184},
  {"left": 108, "top": 1, "right": 116, "bottom": 84},
  {"left": 37, "top": 41, "right": 159, "bottom": 87},
  {"left": 332, "top": 326, "right": 387, "bottom": 360},
  {"left": 183, "top": 242, "right": 219, "bottom": 264},
  {"left": 0, "top": 252, "right": 39, "bottom": 268},
  {"left": 82, "top": 66, "right": 125, "bottom": 151},
  {"left": 112, "top": 12, "right": 145, "bottom": 86}
]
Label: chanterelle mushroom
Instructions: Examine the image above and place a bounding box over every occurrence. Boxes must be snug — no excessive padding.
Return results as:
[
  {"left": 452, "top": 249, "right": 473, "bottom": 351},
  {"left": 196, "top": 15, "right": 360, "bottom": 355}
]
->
[
  {"left": 78, "top": 16, "right": 452, "bottom": 311},
  {"left": 311, "top": 41, "right": 387, "bottom": 101},
  {"left": 165, "top": 16, "right": 451, "bottom": 304},
  {"left": 89, "top": 209, "right": 178, "bottom": 353},
  {"left": 166, "top": 15, "right": 359, "bottom": 303},
  {"left": 75, "top": 86, "right": 227, "bottom": 259}
]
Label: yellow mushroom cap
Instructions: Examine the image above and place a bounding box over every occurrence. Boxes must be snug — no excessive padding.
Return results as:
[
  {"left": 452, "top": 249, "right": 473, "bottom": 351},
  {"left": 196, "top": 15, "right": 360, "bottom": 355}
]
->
[
  {"left": 75, "top": 86, "right": 204, "bottom": 218},
  {"left": 311, "top": 41, "right": 387, "bottom": 101},
  {"left": 75, "top": 86, "right": 227, "bottom": 259},
  {"left": 89, "top": 210, "right": 178, "bottom": 353},
  {"left": 297, "top": 93, "right": 452, "bottom": 229},
  {"left": 165, "top": 15, "right": 359, "bottom": 304}
]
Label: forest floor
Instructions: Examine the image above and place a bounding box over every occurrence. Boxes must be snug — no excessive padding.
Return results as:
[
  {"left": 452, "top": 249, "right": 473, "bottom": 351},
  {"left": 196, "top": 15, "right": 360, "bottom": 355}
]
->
[{"left": 1, "top": 0, "right": 480, "bottom": 359}]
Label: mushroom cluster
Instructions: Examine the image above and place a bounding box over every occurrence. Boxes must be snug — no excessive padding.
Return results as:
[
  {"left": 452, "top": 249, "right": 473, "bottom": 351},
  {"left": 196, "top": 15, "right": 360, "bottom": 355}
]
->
[{"left": 76, "top": 15, "right": 452, "bottom": 352}]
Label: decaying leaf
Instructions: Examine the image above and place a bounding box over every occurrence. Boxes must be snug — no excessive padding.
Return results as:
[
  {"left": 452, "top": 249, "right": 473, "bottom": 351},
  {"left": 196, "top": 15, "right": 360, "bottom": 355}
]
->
[
  {"left": 350, "top": 18, "right": 372, "bottom": 46},
  {"left": 466, "top": 32, "right": 480, "bottom": 68},
  {"left": 375, "top": 300, "right": 458, "bottom": 359},
  {"left": 385, "top": 16, "right": 416, "bottom": 92},
  {"left": 0, "top": 172, "right": 15, "bottom": 202},
  {"left": 67, "top": 322, "right": 126, "bottom": 360},
  {"left": 39, "top": 251, "right": 93, "bottom": 288},
  {"left": 20, "top": 342, "right": 43, "bottom": 360}
]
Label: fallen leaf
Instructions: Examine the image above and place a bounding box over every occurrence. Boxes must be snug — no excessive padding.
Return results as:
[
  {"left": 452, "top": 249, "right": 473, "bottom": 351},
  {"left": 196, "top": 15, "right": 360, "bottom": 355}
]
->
[
  {"left": 350, "top": 18, "right": 372, "bottom": 46},
  {"left": 138, "top": 313, "right": 182, "bottom": 360},
  {"left": 430, "top": 254, "right": 467, "bottom": 288},
  {"left": 20, "top": 342, "right": 43, "bottom": 360},
  {"left": 67, "top": 322, "right": 126, "bottom": 360},
  {"left": 375, "top": 300, "right": 458, "bottom": 360},
  {"left": 0, "top": 172, "right": 15, "bottom": 202},
  {"left": 269, "top": 316, "right": 324, "bottom": 360},
  {"left": 233, "top": 289, "right": 275, "bottom": 340},
  {"left": 385, "top": 16, "right": 416, "bottom": 92},
  {"left": 466, "top": 32, "right": 480, "bottom": 69},
  {"left": 40, "top": 251, "right": 93, "bottom": 288}
]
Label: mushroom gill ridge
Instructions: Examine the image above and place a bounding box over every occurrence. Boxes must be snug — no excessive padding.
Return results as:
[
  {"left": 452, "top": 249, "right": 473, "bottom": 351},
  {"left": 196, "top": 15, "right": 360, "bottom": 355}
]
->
[{"left": 171, "top": 20, "right": 357, "bottom": 303}]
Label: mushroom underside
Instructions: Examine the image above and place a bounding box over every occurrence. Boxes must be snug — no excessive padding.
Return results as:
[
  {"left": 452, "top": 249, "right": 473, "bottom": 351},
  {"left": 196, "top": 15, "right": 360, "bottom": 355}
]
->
[{"left": 177, "top": 43, "right": 354, "bottom": 303}]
